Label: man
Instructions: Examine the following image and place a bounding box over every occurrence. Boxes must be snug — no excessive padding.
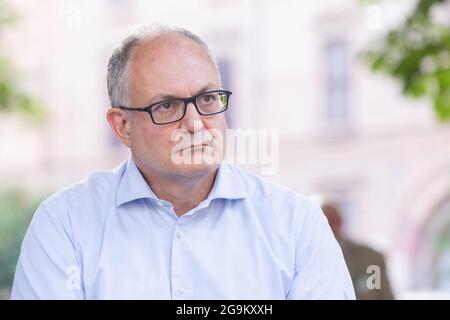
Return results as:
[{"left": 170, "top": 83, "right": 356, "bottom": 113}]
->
[
  {"left": 11, "top": 24, "right": 355, "bottom": 299},
  {"left": 321, "top": 202, "right": 394, "bottom": 300}
]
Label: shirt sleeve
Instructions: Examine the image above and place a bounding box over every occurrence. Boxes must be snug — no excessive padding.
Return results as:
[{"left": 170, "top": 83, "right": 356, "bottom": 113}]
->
[
  {"left": 10, "top": 201, "right": 84, "bottom": 300},
  {"left": 286, "top": 203, "right": 355, "bottom": 300}
]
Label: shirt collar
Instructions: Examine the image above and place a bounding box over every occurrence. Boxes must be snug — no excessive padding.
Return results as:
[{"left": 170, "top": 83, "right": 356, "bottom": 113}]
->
[
  {"left": 116, "top": 155, "right": 159, "bottom": 207},
  {"left": 116, "top": 156, "right": 247, "bottom": 208},
  {"left": 205, "top": 160, "right": 248, "bottom": 202}
]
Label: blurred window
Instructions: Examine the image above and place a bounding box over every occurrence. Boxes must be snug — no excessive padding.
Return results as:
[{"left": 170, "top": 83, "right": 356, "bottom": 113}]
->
[{"left": 324, "top": 40, "right": 350, "bottom": 127}]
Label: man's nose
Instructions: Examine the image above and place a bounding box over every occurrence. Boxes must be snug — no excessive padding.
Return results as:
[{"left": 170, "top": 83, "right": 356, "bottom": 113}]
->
[{"left": 180, "top": 102, "right": 204, "bottom": 133}]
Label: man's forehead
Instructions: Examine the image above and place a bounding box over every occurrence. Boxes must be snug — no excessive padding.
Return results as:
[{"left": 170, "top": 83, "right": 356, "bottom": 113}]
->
[{"left": 129, "top": 37, "right": 217, "bottom": 82}]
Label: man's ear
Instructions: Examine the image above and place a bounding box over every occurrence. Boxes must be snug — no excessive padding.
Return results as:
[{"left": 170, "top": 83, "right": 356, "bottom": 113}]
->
[{"left": 106, "top": 107, "right": 132, "bottom": 148}]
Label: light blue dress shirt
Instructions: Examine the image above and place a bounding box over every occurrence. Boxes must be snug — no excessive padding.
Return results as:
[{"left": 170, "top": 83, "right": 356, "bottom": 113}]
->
[{"left": 11, "top": 156, "right": 355, "bottom": 299}]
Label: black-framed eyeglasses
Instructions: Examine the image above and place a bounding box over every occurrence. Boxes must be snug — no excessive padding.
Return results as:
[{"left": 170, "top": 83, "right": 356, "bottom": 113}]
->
[{"left": 115, "top": 90, "right": 232, "bottom": 125}]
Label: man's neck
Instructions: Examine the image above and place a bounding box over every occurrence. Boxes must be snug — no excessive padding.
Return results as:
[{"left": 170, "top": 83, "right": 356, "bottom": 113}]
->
[{"left": 139, "top": 165, "right": 218, "bottom": 216}]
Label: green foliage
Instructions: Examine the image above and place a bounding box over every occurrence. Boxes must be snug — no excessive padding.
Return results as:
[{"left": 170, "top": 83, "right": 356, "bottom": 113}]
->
[
  {"left": 0, "top": 57, "right": 47, "bottom": 120},
  {"left": 362, "top": 0, "right": 450, "bottom": 121},
  {"left": 0, "top": 189, "right": 42, "bottom": 292},
  {"left": 0, "top": 0, "right": 16, "bottom": 28},
  {"left": 0, "top": 0, "right": 46, "bottom": 121}
]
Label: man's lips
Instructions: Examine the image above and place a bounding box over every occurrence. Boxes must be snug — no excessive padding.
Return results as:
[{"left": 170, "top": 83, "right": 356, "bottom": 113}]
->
[{"left": 179, "top": 143, "right": 212, "bottom": 152}]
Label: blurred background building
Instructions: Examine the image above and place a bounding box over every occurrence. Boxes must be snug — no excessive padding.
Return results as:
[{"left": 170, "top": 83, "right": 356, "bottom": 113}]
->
[{"left": 1, "top": 0, "right": 450, "bottom": 299}]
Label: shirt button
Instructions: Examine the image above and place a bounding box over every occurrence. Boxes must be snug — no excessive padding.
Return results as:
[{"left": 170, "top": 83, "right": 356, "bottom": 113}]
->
[
  {"left": 178, "top": 286, "right": 186, "bottom": 294},
  {"left": 176, "top": 230, "right": 184, "bottom": 239}
]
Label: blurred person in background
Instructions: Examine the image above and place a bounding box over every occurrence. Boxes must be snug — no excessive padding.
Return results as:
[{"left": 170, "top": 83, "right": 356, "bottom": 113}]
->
[
  {"left": 322, "top": 202, "right": 395, "bottom": 300},
  {"left": 10, "top": 24, "right": 354, "bottom": 300}
]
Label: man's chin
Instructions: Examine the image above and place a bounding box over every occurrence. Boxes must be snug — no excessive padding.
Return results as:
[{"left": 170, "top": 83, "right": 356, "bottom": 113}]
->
[{"left": 169, "top": 161, "right": 220, "bottom": 179}]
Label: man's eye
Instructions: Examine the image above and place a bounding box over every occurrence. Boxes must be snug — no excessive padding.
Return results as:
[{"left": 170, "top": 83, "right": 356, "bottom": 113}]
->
[
  {"left": 155, "top": 102, "right": 174, "bottom": 112},
  {"left": 201, "top": 94, "right": 216, "bottom": 104}
]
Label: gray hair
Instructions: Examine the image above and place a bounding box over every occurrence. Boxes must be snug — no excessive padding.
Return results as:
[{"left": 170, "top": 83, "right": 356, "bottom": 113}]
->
[{"left": 107, "top": 23, "right": 221, "bottom": 108}]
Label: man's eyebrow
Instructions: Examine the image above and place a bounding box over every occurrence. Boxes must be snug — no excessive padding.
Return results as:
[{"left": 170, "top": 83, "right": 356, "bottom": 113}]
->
[{"left": 149, "top": 84, "right": 219, "bottom": 103}]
